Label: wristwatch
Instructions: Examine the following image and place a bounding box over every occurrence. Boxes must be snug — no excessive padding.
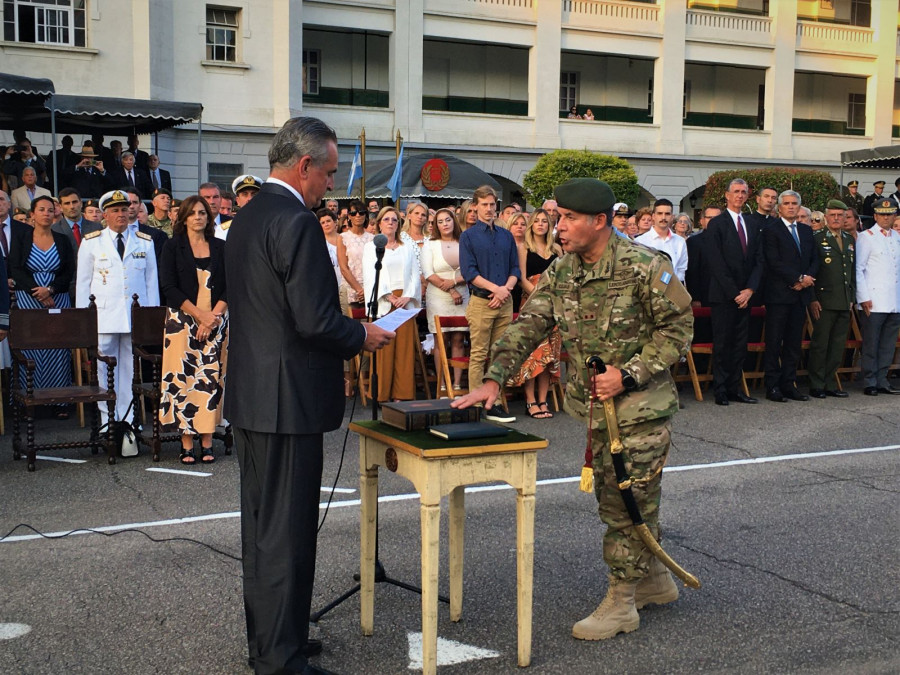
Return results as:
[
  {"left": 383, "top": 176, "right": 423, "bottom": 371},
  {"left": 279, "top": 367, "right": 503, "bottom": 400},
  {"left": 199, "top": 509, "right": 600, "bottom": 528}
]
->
[{"left": 621, "top": 369, "right": 637, "bottom": 392}]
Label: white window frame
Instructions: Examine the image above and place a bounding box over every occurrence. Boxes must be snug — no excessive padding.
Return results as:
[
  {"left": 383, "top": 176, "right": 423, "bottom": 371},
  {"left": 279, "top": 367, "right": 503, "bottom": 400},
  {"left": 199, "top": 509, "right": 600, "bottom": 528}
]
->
[
  {"left": 303, "top": 49, "right": 321, "bottom": 96},
  {"left": 847, "top": 92, "right": 866, "bottom": 130},
  {"left": 6, "top": 0, "right": 82, "bottom": 47},
  {"left": 205, "top": 6, "right": 239, "bottom": 63},
  {"left": 560, "top": 72, "right": 578, "bottom": 113}
]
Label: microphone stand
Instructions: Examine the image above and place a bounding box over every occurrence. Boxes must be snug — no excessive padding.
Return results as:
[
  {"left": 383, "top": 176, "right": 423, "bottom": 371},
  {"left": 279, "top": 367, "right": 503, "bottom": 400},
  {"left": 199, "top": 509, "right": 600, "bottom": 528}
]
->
[{"left": 312, "top": 242, "right": 447, "bottom": 623}]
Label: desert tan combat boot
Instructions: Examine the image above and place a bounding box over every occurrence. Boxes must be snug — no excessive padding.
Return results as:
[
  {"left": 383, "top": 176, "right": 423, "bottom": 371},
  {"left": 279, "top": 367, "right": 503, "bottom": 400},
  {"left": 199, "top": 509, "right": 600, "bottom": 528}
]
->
[
  {"left": 634, "top": 557, "right": 679, "bottom": 609},
  {"left": 572, "top": 578, "right": 640, "bottom": 640}
]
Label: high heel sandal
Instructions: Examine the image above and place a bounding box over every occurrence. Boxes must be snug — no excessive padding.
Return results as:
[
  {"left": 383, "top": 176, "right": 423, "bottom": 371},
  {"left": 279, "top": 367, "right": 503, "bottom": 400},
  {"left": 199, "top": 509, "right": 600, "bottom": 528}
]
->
[
  {"left": 200, "top": 446, "right": 215, "bottom": 464},
  {"left": 525, "top": 402, "right": 550, "bottom": 419},
  {"left": 537, "top": 401, "right": 554, "bottom": 418},
  {"left": 180, "top": 449, "right": 196, "bottom": 465}
]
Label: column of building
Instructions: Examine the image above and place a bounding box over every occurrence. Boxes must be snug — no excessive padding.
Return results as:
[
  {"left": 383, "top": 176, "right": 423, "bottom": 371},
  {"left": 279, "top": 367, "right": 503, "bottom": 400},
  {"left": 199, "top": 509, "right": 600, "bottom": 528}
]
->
[
  {"left": 866, "top": 0, "right": 897, "bottom": 146},
  {"left": 765, "top": 0, "right": 797, "bottom": 159},
  {"left": 654, "top": 0, "right": 686, "bottom": 156},
  {"left": 529, "top": 1, "right": 562, "bottom": 149},
  {"left": 274, "top": 0, "right": 303, "bottom": 123},
  {"left": 391, "top": 0, "right": 425, "bottom": 143}
]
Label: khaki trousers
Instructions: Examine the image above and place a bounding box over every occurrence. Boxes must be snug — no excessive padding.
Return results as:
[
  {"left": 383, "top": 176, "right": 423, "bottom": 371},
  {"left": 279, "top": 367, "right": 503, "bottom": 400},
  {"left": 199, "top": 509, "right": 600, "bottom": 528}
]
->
[
  {"left": 374, "top": 292, "right": 417, "bottom": 402},
  {"left": 465, "top": 295, "right": 513, "bottom": 398}
]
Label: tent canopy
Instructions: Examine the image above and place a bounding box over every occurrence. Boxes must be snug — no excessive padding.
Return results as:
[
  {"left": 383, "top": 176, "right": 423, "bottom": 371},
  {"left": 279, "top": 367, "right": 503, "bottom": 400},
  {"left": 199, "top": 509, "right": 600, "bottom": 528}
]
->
[
  {"left": 0, "top": 73, "right": 55, "bottom": 130},
  {"left": 365, "top": 153, "right": 501, "bottom": 200},
  {"left": 47, "top": 95, "right": 203, "bottom": 135},
  {"left": 840, "top": 145, "right": 900, "bottom": 170}
]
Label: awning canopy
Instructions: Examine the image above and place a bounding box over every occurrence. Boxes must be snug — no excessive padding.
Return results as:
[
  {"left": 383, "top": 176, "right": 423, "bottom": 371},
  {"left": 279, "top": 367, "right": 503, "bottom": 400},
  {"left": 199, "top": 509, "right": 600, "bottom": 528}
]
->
[
  {"left": 365, "top": 153, "right": 501, "bottom": 200},
  {"left": 0, "top": 73, "right": 55, "bottom": 130},
  {"left": 47, "top": 95, "right": 203, "bottom": 135},
  {"left": 840, "top": 145, "right": 900, "bottom": 170}
]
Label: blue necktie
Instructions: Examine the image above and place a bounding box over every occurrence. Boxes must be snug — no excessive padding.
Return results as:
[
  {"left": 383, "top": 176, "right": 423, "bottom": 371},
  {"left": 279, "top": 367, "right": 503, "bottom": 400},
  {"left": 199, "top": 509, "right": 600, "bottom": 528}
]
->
[{"left": 789, "top": 223, "right": 801, "bottom": 253}]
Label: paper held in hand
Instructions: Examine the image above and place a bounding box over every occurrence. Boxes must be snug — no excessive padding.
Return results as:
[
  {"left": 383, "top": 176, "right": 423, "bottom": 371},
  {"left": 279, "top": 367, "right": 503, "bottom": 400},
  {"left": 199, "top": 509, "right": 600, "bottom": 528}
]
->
[{"left": 373, "top": 307, "right": 420, "bottom": 332}]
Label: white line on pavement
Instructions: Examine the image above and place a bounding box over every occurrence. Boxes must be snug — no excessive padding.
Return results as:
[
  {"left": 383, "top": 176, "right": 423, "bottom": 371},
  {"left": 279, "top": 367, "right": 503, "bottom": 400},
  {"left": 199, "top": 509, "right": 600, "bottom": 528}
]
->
[
  {"left": 322, "top": 486, "right": 357, "bottom": 494},
  {"left": 146, "top": 467, "right": 212, "bottom": 477},
  {"left": 35, "top": 455, "right": 87, "bottom": 464},
  {"left": 3, "top": 443, "right": 896, "bottom": 545}
]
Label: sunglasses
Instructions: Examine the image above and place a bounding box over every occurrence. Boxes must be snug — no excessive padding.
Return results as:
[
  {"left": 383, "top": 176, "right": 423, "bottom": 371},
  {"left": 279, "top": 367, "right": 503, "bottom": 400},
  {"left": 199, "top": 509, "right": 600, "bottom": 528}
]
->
[
  {"left": 812, "top": 218, "right": 822, "bottom": 222},
  {"left": 349, "top": 210, "right": 363, "bottom": 216}
]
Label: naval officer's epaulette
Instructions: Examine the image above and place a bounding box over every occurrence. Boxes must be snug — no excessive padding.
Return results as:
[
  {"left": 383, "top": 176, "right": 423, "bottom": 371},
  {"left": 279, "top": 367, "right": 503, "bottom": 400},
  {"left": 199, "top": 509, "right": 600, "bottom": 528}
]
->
[
  {"left": 83, "top": 230, "right": 102, "bottom": 240},
  {"left": 220, "top": 219, "right": 232, "bottom": 231},
  {"left": 136, "top": 230, "right": 153, "bottom": 241}
]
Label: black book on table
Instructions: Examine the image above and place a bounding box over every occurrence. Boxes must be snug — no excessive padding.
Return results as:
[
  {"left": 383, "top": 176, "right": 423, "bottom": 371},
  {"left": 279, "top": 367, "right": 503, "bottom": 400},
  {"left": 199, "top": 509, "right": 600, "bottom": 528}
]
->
[
  {"left": 381, "top": 399, "right": 481, "bottom": 432},
  {"left": 428, "top": 421, "right": 512, "bottom": 441}
]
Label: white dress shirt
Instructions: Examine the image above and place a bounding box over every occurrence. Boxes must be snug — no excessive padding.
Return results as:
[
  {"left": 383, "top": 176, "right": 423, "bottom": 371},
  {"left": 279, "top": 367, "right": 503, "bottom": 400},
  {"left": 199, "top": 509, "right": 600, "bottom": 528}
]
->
[
  {"left": 856, "top": 224, "right": 900, "bottom": 312},
  {"left": 635, "top": 226, "right": 688, "bottom": 282}
]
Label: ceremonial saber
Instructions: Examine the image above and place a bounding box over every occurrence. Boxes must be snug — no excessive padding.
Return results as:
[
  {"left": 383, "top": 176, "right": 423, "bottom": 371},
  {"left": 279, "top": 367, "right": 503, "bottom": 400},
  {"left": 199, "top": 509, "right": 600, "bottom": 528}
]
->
[{"left": 586, "top": 357, "right": 701, "bottom": 589}]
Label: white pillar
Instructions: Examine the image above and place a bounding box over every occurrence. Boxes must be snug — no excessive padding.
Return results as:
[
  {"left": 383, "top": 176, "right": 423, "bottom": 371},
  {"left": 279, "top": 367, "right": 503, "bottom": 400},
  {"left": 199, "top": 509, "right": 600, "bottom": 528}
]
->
[
  {"left": 131, "top": 0, "right": 151, "bottom": 99},
  {"left": 272, "top": 0, "right": 303, "bottom": 123},
  {"left": 392, "top": 0, "right": 424, "bottom": 142},
  {"left": 766, "top": 0, "right": 797, "bottom": 159},
  {"left": 654, "top": 0, "right": 686, "bottom": 155},
  {"left": 528, "top": 0, "right": 561, "bottom": 148},
  {"left": 866, "top": 0, "right": 896, "bottom": 146}
]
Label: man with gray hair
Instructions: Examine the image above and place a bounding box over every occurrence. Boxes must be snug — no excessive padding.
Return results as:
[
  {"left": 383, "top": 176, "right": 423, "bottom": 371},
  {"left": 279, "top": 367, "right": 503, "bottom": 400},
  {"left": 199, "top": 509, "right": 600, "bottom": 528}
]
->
[
  {"left": 225, "top": 116, "right": 395, "bottom": 675},
  {"left": 761, "top": 190, "right": 818, "bottom": 402},
  {"left": 10, "top": 166, "right": 50, "bottom": 211}
]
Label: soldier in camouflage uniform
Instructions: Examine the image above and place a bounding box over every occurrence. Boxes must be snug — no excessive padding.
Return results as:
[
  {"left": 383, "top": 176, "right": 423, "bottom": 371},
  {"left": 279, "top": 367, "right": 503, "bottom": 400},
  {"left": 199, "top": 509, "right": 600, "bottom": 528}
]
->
[{"left": 454, "top": 177, "right": 694, "bottom": 641}]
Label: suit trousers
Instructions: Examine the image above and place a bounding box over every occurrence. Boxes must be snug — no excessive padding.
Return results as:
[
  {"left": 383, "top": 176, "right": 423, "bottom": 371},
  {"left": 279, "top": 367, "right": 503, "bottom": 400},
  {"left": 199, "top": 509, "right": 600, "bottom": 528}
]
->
[
  {"left": 465, "top": 296, "right": 513, "bottom": 400},
  {"left": 859, "top": 311, "right": 900, "bottom": 388},
  {"left": 710, "top": 302, "right": 750, "bottom": 396},
  {"left": 807, "top": 309, "right": 851, "bottom": 390},
  {"left": 97, "top": 332, "right": 134, "bottom": 423},
  {"left": 763, "top": 302, "right": 806, "bottom": 392},
  {"left": 236, "top": 428, "right": 323, "bottom": 675}
]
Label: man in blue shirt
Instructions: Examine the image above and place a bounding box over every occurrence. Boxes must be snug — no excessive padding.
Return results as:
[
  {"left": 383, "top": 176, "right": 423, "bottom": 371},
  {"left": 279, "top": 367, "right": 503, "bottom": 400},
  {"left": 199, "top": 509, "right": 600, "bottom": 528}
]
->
[{"left": 459, "top": 185, "right": 520, "bottom": 421}]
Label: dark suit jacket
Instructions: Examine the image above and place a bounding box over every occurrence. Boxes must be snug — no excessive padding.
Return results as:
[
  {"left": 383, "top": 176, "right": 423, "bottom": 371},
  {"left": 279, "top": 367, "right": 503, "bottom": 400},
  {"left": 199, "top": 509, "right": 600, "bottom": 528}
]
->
[
  {"left": 705, "top": 211, "right": 765, "bottom": 304},
  {"left": 51, "top": 217, "right": 102, "bottom": 295},
  {"left": 159, "top": 234, "right": 226, "bottom": 310},
  {"left": 137, "top": 222, "right": 169, "bottom": 263},
  {"left": 64, "top": 166, "right": 114, "bottom": 199},
  {"left": 684, "top": 230, "right": 709, "bottom": 306},
  {"left": 8, "top": 227, "right": 75, "bottom": 295},
  {"left": 129, "top": 148, "right": 150, "bottom": 172},
  {"left": 148, "top": 167, "right": 172, "bottom": 193},
  {"left": 224, "top": 182, "right": 366, "bottom": 434},
  {"left": 763, "top": 219, "right": 819, "bottom": 305},
  {"left": 110, "top": 167, "right": 153, "bottom": 200}
]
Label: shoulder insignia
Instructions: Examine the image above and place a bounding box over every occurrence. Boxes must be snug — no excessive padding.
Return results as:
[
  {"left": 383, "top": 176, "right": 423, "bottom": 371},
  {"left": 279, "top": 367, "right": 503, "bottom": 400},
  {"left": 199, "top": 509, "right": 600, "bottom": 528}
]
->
[
  {"left": 83, "top": 230, "right": 102, "bottom": 240},
  {"left": 136, "top": 231, "right": 152, "bottom": 241},
  {"left": 220, "top": 219, "right": 232, "bottom": 230}
]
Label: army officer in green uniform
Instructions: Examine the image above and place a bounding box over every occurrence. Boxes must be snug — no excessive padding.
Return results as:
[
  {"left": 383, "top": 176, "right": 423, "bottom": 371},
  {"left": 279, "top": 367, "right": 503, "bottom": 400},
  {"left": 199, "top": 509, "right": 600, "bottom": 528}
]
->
[
  {"left": 453, "top": 178, "right": 694, "bottom": 641},
  {"left": 842, "top": 180, "right": 865, "bottom": 215},
  {"left": 807, "top": 199, "right": 856, "bottom": 398}
]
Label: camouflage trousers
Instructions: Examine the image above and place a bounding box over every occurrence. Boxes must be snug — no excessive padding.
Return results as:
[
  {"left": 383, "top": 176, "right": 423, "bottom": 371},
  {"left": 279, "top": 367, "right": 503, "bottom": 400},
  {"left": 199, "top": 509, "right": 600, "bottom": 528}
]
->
[{"left": 591, "top": 416, "right": 671, "bottom": 583}]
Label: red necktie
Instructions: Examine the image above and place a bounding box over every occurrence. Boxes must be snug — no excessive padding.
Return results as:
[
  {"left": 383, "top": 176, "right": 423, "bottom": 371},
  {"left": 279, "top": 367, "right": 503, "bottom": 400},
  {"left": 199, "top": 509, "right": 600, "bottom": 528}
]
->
[
  {"left": 72, "top": 221, "right": 82, "bottom": 247},
  {"left": 736, "top": 215, "right": 747, "bottom": 255}
]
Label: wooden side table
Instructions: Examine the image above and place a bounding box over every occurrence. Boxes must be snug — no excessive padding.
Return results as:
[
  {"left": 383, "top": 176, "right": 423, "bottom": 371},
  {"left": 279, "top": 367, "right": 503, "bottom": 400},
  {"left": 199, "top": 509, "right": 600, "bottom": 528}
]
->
[{"left": 350, "top": 420, "right": 548, "bottom": 675}]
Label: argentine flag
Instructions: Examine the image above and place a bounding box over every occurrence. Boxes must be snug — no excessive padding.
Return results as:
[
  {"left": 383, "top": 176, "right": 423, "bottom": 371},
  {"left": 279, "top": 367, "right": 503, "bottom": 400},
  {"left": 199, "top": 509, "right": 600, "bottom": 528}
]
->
[
  {"left": 347, "top": 143, "right": 362, "bottom": 197},
  {"left": 387, "top": 144, "right": 404, "bottom": 203}
]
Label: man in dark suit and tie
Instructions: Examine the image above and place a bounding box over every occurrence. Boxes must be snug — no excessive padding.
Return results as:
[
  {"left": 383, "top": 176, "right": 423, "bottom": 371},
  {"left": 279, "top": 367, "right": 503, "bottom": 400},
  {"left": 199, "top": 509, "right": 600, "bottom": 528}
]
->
[
  {"left": 126, "top": 135, "right": 151, "bottom": 171},
  {"left": 147, "top": 155, "right": 172, "bottom": 193},
  {"left": 111, "top": 151, "right": 153, "bottom": 200},
  {"left": 52, "top": 188, "right": 102, "bottom": 297},
  {"left": 684, "top": 205, "right": 721, "bottom": 307},
  {"left": 762, "top": 190, "right": 819, "bottom": 402},
  {"left": 225, "top": 116, "right": 394, "bottom": 675},
  {"left": 705, "top": 178, "right": 765, "bottom": 406}
]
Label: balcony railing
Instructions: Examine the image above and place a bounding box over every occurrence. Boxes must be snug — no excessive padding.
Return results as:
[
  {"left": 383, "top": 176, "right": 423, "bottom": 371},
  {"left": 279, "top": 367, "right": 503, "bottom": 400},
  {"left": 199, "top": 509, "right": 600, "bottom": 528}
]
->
[
  {"left": 797, "top": 21, "right": 872, "bottom": 44},
  {"left": 424, "top": 0, "right": 535, "bottom": 21},
  {"left": 686, "top": 9, "right": 771, "bottom": 34},
  {"left": 562, "top": 0, "right": 659, "bottom": 22}
]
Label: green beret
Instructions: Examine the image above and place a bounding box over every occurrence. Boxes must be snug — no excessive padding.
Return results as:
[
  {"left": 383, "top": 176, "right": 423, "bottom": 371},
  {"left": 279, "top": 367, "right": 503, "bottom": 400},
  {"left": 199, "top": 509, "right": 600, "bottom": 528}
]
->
[
  {"left": 553, "top": 178, "right": 616, "bottom": 215},
  {"left": 825, "top": 199, "right": 848, "bottom": 210},
  {"left": 873, "top": 198, "right": 898, "bottom": 214}
]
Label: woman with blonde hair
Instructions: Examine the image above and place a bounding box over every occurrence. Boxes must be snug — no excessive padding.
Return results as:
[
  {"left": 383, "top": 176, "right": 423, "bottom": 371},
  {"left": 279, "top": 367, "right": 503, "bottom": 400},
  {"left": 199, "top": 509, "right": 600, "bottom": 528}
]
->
[
  {"left": 421, "top": 208, "right": 468, "bottom": 392},
  {"left": 635, "top": 207, "right": 653, "bottom": 235},
  {"left": 508, "top": 208, "right": 563, "bottom": 419},
  {"left": 458, "top": 199, "right": 477, "bottom": 232},
  {"left": 363, "top": 206, "right": 421, "bottom": 402},
  {"left": 505, "top": 211, "right": 528, "bottom": 312}
]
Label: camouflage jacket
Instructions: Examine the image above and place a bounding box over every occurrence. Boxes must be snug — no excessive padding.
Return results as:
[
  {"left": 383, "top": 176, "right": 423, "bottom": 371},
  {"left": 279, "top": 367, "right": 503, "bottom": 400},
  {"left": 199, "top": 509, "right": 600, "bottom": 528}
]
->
[
  {"left": 147, "top": 214, "right": 173, "bottom": 237},
  {"left": 486, "top": 234, "right": 693, "bottom": 430}
]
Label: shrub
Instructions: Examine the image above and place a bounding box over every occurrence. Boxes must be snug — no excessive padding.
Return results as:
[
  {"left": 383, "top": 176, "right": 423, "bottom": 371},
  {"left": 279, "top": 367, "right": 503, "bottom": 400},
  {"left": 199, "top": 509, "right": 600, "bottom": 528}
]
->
[
  {"left": 704, "top": 168, "right": 840, "bottom": 213},
  {"left": 523, "top": 150, "right": 641, "bottom": 209}
]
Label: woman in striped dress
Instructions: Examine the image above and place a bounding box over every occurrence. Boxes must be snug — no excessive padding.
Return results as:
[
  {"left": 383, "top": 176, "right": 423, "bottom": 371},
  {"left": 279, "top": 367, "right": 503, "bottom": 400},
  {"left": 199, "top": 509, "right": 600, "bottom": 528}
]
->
[{"left": 8, "top": 195, "right": 76, "bottom": 419}]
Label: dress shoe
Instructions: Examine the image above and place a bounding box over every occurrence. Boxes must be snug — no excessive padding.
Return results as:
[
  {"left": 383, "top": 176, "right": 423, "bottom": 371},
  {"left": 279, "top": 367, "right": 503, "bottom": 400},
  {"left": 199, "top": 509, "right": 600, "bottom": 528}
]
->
[
  {"left": 714, "top": 393, "right": 729, "bottom": 406},
  {"left": 766, "top": 388, "right": 787, "bottom": 402},
  {"left": 247, "top": 640, "right": 323, "bottom": 669},
  {"left": 864, "top": 387, "right": 878, "bottom": 396},
  {"left": 825, "top": 390, "right": 849, "bottom": 398},
  {"left": 727, "top": 392, "right": 758, "bottom": 404},
  {"left": 808, "top": 389, "right": 827, "bottom": 399},
  {"left": 876, "top": 386, "right": 900, "bottom": 395},
  {"left": 300, "top": 665, "right": 337, "bottom": 675},
  {"left": 784, "top": 388, "right": 809, "bottom": 402}
]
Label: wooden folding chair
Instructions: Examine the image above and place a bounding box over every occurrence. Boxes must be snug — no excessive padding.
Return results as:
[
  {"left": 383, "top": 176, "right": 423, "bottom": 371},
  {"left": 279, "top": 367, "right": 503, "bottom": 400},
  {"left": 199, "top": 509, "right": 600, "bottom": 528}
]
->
[
  {"left": 434, "top": 315, "right": 470, "bottom": 399},
  {"left": 9, "top": 298, "right": 116, "bottom": 471},
  {"left": 672, "top": 306, "right": 714, "bottom": 401},
  {"left": 742, "top": 306, "right": 767, "bottom": 393}
]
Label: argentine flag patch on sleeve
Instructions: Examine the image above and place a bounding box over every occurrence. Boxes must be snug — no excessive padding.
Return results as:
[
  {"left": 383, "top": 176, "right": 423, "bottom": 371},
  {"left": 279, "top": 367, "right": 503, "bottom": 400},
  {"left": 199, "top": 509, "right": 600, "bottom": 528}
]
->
[{"left": 660, "top": 271, "right": 672, "bottom": 285}]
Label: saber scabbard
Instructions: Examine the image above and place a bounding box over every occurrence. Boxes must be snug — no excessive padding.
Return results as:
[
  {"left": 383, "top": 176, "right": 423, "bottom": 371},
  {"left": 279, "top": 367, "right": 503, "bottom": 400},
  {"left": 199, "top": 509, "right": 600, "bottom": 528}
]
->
[{"left": 588, "top": 357, "right": 701, "bottom": 589}]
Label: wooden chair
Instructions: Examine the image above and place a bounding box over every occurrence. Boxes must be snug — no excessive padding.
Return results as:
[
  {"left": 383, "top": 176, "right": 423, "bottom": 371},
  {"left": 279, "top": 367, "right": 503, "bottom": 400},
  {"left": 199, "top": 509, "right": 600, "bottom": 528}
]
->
[
  {"left": 9, "top": 298, "right": 116, "bottom": 471},
  {"left": 346, "top": 305, "right": 369, "bottom": 405},
  {"left": 434, "top": 315, "right": 470, "bottom": 399},
  {"left": 130, "top": 295, "right": 232, "bottom": 461},
  {"left": 672, "top": 306, "right": 714, "bottom": 401},
  {"left": 742, "top": 306, "right": 767, "bottom": 393}
]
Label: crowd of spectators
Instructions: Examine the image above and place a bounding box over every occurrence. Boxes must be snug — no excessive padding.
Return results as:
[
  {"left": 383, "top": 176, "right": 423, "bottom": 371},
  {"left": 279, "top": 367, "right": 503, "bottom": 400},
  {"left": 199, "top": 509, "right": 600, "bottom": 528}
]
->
[{"left": 2, "top": 131, "right": 899, "bottom": 449}]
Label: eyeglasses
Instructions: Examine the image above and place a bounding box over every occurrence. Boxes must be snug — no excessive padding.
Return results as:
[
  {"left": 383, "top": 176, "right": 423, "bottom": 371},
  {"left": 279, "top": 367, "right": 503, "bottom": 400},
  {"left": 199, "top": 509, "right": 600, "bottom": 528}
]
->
[
  {"left": 812, "top": 218, "right": 822, "bottom": 222},
  {"left": 349, "top": 210, "right": 363, "bottom": 216}
]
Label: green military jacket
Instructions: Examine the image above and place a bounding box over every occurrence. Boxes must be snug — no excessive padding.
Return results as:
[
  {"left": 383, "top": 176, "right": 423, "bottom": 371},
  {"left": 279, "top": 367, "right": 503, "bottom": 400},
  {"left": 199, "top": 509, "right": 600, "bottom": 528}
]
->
[
  {"left": 812, "top": 228, "right": 855, "bottom": 310},
  {"left": 486, "top": 233, "right": 693, "bottom": 430},
  {"left": 147, "top": 214, "right": 173, "bottom": 237},
  {"left": 841, "top": 190, "right": 865, "bottom": 214}
]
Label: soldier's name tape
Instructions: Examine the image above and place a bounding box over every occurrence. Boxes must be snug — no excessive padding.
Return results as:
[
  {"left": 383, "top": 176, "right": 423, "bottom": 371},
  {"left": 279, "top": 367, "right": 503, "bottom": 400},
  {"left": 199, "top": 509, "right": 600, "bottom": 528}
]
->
[{"left": 3, "top": 443, "right": 896, "bottom": 544}]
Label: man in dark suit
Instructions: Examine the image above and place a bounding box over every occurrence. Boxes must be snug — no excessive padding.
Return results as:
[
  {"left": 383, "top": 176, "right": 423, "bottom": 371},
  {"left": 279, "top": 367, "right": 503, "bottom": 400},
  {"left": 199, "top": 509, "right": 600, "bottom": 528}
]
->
[
  {"left": 705, "top": 178, "right": 765, "bottom": 406},
  {"left": 808, "top": 200, "right": 855, "bottom": 398},
  {"left": 53, "top": 187, "right": 102, "bottom": 297},
  {"left": 744, "top": 186, "right": 778, "bottom": 233},
  {"left": 147, "top": 155, "right": 172, "bottom": 193},
  {"left": 862, "top": 180, "right": 886, "bottom": 218},
  {"left": 224, "top": 116, "right": 394, "bottom": 675},
  {"left": 48, "top": 135, "right": 79, "bottom": 191},
  {"left": 684, "top": 205, "right": 721, "bottom": 307},
  {"left": 762, "top": 190, "right": 819, "bottom": 402},
  {"left": 126, "top": 135, "right": 151, "bottom": 171},
  {"left": 123, "top": 188, "right": 167, "bottom": 264},
  {"left": 110, "top": 151, "right": 153, "bottom": 200},
  {"left": 65, "top": 144, "right": 114, "bottom": 199}
]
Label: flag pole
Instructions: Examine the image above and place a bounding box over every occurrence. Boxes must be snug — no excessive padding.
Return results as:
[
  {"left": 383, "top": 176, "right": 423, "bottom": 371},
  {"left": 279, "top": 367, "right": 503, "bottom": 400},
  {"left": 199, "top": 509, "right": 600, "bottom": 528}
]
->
[
  {"left": 360, "top": 128, "right": 366, "bottom": 202},
  {"left": 395, "top": 129, "right": 402, "bottom": 159}
]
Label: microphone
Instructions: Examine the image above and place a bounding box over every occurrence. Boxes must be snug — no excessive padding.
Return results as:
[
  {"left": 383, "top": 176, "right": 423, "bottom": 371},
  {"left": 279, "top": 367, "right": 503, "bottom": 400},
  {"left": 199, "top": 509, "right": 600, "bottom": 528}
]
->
[{"left": 373, "top": 233, "right": 388, "bottom": 262}]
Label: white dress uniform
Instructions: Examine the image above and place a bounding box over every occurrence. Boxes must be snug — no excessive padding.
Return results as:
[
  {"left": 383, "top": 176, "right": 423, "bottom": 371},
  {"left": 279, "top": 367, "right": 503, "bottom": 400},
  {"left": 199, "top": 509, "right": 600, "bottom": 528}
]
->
[
  {"left": 76, "top": 226, "right": 160, "bottom": 422},
  {"left": 214, "top": 213, "right": 230, "bottom": 241}
]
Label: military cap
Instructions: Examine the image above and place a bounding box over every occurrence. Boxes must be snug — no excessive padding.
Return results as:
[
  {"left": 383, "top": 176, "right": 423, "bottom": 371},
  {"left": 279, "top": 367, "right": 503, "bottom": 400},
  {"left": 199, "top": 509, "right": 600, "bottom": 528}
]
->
[
  {"left": 121, "top": 150, "right": 134, "bottom": 159},
  {"left": 825, "top": 199, "right": 848, "bottom": 210},
  {"left": 847, "top": 180, "right": 858, "bottom": 188},
  {"left": 873, "top": 180, "right": 886, "bottom": 187},
  {"left": 171, "top": 199, "right": 182, "bottom": 209},
  {"left": 554, "top": 178, "right": 616, "bottom": 215},
  {"left": 84, "top": 198, "right": 99, "bottom": 209},
  {"left": 873, "top": 198, "right": 898, "bottom": 214},
  {"left": 613, "top": 202, "right": 630, "bottom": 216},
  {"left": 99, "top": 190, "right": 130, "bottom": 210},
  {"left": 232, "top": 174, "right": 264, "bottom": 194},
  {"left": 151, "top": 187, "right": 172, "bottom": 199}
]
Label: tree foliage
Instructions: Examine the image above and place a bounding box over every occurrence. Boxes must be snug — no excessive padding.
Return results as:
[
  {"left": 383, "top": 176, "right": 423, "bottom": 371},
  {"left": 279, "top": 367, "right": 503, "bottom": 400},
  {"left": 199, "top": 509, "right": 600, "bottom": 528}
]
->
[
  {"left": 523, "top": 150, "right": 640, "bottom": 209},
  {"left": 704, "top": 168, "right": 840, "bottom": 213}
]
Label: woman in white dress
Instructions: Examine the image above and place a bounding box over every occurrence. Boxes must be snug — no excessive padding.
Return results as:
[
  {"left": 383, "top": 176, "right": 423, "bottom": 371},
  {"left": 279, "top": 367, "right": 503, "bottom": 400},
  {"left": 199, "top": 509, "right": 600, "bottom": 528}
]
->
[
  {"left": 363, "top": 207, "right": 421, "bottom": 402},
  {"left": 337, "top": 199, "right": 373, "bottom": 307},
  {"left": 421, "top": 208, "right": 468, "bottom": 392}
]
